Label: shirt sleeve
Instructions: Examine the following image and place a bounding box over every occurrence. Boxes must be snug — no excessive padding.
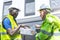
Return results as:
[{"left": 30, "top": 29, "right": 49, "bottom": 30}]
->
[
  {"left": 52, "top": 16, "right": 60, "bottom": 28},
  {"left": 3, "top": 18, "right": 11, "bottom": 30}
]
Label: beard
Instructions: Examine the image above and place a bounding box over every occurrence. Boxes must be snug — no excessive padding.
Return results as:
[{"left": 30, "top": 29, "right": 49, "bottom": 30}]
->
[{"left": 41, "top": 15, "right": 46, "bottom": 20}]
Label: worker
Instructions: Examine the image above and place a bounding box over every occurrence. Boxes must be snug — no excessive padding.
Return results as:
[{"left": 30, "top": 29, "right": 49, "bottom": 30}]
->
[
  {"left": 35, "top": 5, "right": 60, "bottom": 40},
  {"left": 1, "top": 5, "right": 24, "bottom": 40}
]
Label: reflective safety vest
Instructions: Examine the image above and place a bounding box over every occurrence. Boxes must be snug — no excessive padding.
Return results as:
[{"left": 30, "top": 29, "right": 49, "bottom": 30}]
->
[
  {"left": 36, "top": 14, "right": 60, "bottom": 40},
  {"left": 1, "top": 14, "right": 22, "bottom": 40},
  {"left": 0, "top": 24, "right": 1, "bottom": 40}
]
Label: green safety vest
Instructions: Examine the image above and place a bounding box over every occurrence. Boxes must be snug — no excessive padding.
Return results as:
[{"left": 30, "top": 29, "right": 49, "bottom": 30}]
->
[
  {"left": 36, "top": 14, "right": 60, "bottom": 40},
  {"left": 1, "top": 14, "right": 22, "bottom": 40}
]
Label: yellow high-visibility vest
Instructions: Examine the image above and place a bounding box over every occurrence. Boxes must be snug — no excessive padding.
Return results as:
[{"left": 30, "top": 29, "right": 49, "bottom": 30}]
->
[{"left": 1, "top": 14, "right": 22, "bottom": 40}]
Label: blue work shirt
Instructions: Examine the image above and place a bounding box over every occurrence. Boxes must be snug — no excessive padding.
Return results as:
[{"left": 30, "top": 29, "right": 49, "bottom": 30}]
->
[{"left": 3, "top": 18, "right": 12, "bottom": 30}]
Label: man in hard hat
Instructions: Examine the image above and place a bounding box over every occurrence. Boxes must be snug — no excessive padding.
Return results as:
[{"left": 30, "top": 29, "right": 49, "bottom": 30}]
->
[
  {"left": 1, "top": 6, "right": 24, "bottom": 40},
  {"left": 35, "top": 5, "right": 60, "bottom": 40}
]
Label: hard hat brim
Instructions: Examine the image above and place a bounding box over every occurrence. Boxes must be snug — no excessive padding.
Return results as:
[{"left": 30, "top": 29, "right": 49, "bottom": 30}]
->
[
  {"left": 39, "top": 8, "right": 51, "bottom": 11},
  {"left": 9, "top": 7, "right": 20, "bottom": 11}
]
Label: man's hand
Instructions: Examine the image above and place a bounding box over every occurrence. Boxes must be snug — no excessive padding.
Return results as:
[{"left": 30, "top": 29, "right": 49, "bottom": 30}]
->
[
  {"left": 20, "top": 24, "right": 26, "bottom": 27},
  {"left": 31, "top": 30, "right": 35, "bottom": 35},
  {"left": 7, "top": 25, "right": 21, "bottom": 36},
  {"left": 20, "top": 24, "right": 30, "bottom": 28},
  {"left": 35, "top": 24, "right": 41, "bottom": 29}
]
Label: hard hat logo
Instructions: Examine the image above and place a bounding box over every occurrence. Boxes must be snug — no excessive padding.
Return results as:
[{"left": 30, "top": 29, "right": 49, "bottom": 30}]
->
[{"left": 39, "top": 4, "right": 51, "bottom": 11}]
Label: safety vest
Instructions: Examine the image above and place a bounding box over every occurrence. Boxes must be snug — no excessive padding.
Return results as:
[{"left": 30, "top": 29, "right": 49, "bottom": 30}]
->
[
  {"left": 1, "top": 14, "right": 22, "bottom": 40},
  {"left": 0, "top": 24, "right": 1, "bottom": 40},
  {"left": 36, "top": 14, "right": 60, "bottom": 40}
]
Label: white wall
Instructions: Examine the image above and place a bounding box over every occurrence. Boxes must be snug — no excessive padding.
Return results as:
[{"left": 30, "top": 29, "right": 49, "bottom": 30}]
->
[
  {"left": 0, "top": 0, "right": 3, "bottom": 23},
  {"left": 51, "top": 10, "right": 60, "bottom": 18},
  {"left": 11, "top": 0, "right": 25, "bottom": 19},
  {"left": 12, "top": 0, "right": 40, "bottom": 20}
]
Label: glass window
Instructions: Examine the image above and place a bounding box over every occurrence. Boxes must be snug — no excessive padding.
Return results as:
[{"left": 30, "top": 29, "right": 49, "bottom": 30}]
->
[
  {"left": 3, "top": 1, "right": 12, "bottom": 17},
  {"left": 25, "top": 0, "right": 35, "bottom": 16},
  {"left": 50, "top": 0, "right": 60, "bottom": 11}
]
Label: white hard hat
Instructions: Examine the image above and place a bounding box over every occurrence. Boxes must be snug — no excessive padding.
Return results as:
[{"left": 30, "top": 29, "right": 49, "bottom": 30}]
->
[
  {"left": 8, "top": 5, "right": 20, "bottom": 11},
  {"left": 39, "top": 4, "right": 51, "bottom": 11}
]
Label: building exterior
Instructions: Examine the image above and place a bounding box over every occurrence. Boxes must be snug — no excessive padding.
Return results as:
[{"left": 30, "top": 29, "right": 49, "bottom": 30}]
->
[
  {"left": 0, "top": 0, "right": 59, "bottom": 24},
  {"left": 0, "top": 0, "right": 60, "bottom": 40}
]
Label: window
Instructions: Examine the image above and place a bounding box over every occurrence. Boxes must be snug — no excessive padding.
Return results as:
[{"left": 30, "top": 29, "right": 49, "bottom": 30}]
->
[
  {"left": 25, "top": 0, "right": 35, "bottom": 16},
  {"left": 50, "top": 0, "right": 60, "bottom": 11},
  {"left": 4, "top": 0, "right": 12, "bottom": 2},
  {"left": 3, "top": 1, "right": 12, "bottom": 17}
]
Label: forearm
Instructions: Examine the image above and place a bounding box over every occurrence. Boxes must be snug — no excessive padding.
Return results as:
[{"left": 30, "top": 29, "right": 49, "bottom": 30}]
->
[{"left": 7, "top": 26, "right": 20, "bottom": 36}]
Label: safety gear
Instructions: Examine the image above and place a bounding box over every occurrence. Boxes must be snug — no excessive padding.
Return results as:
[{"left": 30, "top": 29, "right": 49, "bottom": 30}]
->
[
  {"left": 39, "top": 4, "right": 51, "bottom": 11},
  {"left": 9, "top": 5, "right": 20, "bottom": 11},
  {"left": 0, "top": 23, "right": 2, "bottom": 40},
  {"left": 1, "top": 14, "right": 22, "bottom": 40},
  {"left": 1, "top": 23, "right": 10, "bottom": 40},
  {"left": 36, "top": 13, "right": 60, "bottom": 40}
]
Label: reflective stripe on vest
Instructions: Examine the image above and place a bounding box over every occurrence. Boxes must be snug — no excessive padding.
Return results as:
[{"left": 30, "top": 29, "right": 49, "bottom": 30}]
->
[
  {"left": 0, "top": 32, "right": 20, "bottom": 35},
  {"left": 0, "top": 32, "right": 6, "bottom": 34},
  {"left": 40, "top": 30, "right": 60, "bottom": 36}
]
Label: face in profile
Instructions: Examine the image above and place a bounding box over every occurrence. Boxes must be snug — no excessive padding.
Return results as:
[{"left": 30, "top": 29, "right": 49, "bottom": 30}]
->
[{"left": 39, "top": 10, "right": 47, "bottom": 20}]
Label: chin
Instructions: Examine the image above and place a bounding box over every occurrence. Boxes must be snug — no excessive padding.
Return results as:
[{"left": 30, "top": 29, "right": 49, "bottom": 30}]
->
[
  {"left": 41, "top": 17, "right": 44, "bottom": 20},
  {"left": 14, "top": 16, "right": 17, "bottom": 18}
]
